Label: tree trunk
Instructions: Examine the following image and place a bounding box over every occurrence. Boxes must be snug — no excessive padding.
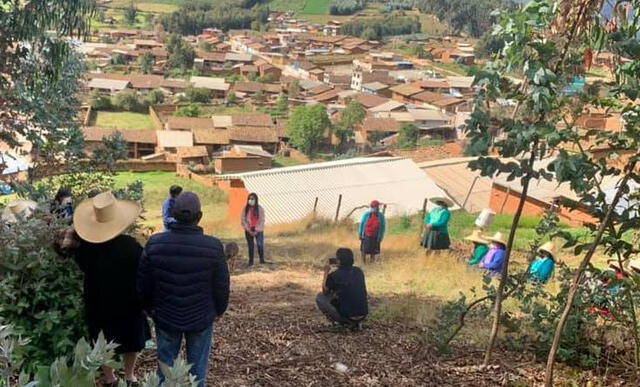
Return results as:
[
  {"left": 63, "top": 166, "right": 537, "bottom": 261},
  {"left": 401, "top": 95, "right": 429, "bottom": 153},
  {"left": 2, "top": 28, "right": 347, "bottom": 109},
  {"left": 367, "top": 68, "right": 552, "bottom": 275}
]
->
[
  {"left": 483, "top": 141, "right": 538, "bottom": 366},
  {"left": 544, "top": 167, "right": 635, "bottom": 386}
]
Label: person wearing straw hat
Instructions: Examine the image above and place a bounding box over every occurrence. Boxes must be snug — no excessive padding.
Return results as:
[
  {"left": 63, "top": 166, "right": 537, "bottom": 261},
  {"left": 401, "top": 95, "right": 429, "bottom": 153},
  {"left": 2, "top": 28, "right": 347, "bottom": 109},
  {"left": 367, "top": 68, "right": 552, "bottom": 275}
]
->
[
  {"left": 72, "top": 191, "right": 149, "bottom": 386},
  {"left": 421, "top": 197, "right": 453, "bottom": 254},
  {"left": 529, "top": 241, "right": 557, "bottom": 283},
  {"left": 358, "top": 200, "right": 386, "bottom": 264},
  {"left": 465, "top": 230, "right": 489, "bottom": 266},
  {"left": 2, "top": 199, "right": 38, "bottom": 224},
  {"left": 479, "top": 232, "right": 507, "bottom": 277}
]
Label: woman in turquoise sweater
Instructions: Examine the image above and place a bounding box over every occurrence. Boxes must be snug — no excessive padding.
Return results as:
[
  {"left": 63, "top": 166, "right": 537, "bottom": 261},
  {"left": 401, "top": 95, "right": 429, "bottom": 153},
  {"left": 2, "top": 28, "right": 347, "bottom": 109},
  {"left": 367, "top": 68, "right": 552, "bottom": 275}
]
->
[
  {"left": 421, "top": 197, "right": 453, "bottom": 253},
  {"left": 529, "top": 242, "right": 556, "bottom": 283},
  {"left": 358, "top": 200, "right": 386, "bottom": 264},
  {"left": 465, "top": 230, "right": 489, "bottom": 266}
]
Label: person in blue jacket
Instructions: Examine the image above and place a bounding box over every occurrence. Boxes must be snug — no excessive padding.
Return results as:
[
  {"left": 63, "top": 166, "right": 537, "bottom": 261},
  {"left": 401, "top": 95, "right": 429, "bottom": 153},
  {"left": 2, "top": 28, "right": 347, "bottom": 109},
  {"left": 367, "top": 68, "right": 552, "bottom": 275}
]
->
[
  {"left": 479, "top": 232, "right": 507, "bottom": 277},
  {"left": 530, "top": 242, "right": 556, "bottom": 283},
  {"left": 162, "top": 185, "right": 182, "bottom": 231},
  {"left": 358, "top": 200, "right": 386, "bottom": 264}
]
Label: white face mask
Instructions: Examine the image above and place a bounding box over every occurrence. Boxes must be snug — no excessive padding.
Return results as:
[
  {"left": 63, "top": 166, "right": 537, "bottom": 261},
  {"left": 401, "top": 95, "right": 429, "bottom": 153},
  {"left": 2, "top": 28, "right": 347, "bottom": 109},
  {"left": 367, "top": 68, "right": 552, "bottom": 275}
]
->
[
  {"left": 61, "top": 197, "right": 72, "bottom": 207},
  {"left": 248, "top": 199, "right": 256, "bottom": 206}
]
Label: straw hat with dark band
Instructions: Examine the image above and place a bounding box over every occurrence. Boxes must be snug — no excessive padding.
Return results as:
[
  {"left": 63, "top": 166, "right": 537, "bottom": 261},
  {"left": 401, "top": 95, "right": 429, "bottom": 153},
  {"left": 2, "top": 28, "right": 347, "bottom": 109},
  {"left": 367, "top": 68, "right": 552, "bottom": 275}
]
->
[
  {"left": 538, "top": 241, "right": 557, "bottom": 259},
  {"left": 465, "top": 230, "right": 489, "bottom": 244},
  {"left": 429, "top": 197, "right": 455, "bottom": 207},
  {"left": 2, "top": 200, "right": 38, "bottom": 223},
  {"left": 73, "top": 191, "right": 140, "bottom": 244}
]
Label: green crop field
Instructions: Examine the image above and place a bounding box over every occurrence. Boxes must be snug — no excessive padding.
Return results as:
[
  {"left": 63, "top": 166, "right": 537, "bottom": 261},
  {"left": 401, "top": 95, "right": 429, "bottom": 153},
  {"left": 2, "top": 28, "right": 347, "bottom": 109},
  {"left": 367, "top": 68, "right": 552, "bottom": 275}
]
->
[
  {"left": 268, "top": 0, "right": 306, "bottom": 12},
  {"left": 302, "top": 0, "right": 331, "bottom": 15},
  {"left": 93, "top": 111, "right": 157, "bottom": 131}
]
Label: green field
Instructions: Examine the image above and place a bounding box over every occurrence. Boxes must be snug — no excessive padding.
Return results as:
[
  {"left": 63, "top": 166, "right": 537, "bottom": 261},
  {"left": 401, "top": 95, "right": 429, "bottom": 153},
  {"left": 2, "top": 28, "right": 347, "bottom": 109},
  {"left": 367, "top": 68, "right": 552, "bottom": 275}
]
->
[
  {"left": 268, "top": 0, "right": 306, "bottom": 12},
  {"left": 93, "top": 111, "right": 157, "bottom": 131},
  {"left": 114, "top": 171, "right": 229, "bottom": 234},
  {"left": 302, "top": 0, "right": 331, "bottom": 15}
]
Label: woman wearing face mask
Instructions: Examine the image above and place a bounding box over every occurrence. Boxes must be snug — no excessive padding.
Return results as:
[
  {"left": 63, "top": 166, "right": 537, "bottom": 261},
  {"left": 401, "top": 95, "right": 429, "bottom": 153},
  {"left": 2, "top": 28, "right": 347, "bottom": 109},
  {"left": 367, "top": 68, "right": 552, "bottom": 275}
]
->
[
  {"left": 241, "top": 192, "right": 266, "bottom": 266},
  {"left": 421, "top": 197, "right": 453, "bottom": 255},
  {"left": 358, "top": 200, "right": 386, "bottom": 264},
  {"left": 50, "top": 187, "right": 74, "bottom": 222}
]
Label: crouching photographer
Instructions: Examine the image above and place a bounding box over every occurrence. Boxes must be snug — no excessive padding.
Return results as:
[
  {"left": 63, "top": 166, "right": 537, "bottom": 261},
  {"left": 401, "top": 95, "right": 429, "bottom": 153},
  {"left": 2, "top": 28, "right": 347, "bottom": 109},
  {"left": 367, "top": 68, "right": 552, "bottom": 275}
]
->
[{"left": 316, "top": 248, "right": 368, "bottom": 331}]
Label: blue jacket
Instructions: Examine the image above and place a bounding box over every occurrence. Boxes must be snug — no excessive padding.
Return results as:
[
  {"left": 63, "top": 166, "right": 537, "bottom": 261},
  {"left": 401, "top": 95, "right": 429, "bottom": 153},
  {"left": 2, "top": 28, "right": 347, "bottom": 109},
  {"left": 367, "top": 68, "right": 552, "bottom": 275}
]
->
[
  {"left": 530, "top": 257, "right": 555, "bottom": 283},
  {"left": 162, "top": 197, "right": 177, "bottom": 231},
  {"left": 137, "top": 223, "right": 230, "bottom": 332},
  {"left": 358, "top": 210, "right": 386, "bottom": 241}
]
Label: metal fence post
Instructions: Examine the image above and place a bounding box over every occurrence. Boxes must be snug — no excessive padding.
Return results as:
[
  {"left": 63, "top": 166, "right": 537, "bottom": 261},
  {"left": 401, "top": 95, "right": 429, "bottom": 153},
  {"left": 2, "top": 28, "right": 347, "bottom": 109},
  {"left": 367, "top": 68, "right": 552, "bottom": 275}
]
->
[
  {"left": 334, "top": 194, "right": 343, "bottom": 223},
  {"left": 419, "top": 198, "right": 428, "bottom": 240},
  {"left": 312, "top": 197, "right": 318, "bottom": 217}
]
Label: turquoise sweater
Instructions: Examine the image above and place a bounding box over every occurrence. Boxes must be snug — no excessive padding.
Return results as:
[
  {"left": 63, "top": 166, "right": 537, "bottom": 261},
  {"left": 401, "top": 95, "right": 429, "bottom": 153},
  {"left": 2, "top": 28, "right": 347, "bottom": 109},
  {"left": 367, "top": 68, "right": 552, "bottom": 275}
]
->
[
  {"left": 359, "top": 210, "right": 386, "bottom": 241},
  {"left": 425, "top": 206, "right": 451, "bottom": 234},
  {"left": 530, "top": 257, "right": 555, "bottom": 283}
]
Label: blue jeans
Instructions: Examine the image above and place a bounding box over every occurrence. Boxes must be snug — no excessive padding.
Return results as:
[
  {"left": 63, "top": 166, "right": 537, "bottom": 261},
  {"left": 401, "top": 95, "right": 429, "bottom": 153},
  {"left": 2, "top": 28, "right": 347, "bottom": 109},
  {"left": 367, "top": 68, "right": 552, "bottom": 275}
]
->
[
  {"left": 156, "top": 325, "right": 214, "bottom": 387},
  {"left": 245, "top": 231, "right": 265, "bottom": 264}
]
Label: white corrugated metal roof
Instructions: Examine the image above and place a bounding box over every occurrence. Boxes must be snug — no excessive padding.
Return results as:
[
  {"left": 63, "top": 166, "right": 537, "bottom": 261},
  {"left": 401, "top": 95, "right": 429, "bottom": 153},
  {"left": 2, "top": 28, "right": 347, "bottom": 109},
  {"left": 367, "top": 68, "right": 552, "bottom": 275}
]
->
[
  {"left": 88, "top": 78, "right": 130, "bottom": 90},
  {"left": 225, "top": 157, "right": 456, "bottom": 225}
]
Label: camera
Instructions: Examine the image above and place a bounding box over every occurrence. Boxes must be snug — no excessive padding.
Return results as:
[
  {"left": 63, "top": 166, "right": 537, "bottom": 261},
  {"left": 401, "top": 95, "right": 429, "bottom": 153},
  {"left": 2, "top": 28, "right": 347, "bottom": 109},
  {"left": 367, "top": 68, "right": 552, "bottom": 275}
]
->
[{"left": 328, "top": 257, "right": 338, "bottom": 265}]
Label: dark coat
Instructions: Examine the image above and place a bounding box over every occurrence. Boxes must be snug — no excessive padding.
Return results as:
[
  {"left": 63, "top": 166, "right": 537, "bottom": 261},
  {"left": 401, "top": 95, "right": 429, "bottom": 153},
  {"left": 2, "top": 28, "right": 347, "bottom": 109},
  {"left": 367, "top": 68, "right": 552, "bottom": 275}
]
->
[
  {"left": 137, "top": 223, "right": 230, "bottom": 332},
  {"left": 74, "top": 235, "right": 150, "bottom": 354}
]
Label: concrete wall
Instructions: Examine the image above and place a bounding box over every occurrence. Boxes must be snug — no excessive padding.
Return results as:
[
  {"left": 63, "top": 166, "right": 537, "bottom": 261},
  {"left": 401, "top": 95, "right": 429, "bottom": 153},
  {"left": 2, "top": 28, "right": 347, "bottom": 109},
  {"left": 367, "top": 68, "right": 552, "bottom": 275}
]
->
[{"left": 489, "top": 183, "right": 596, "bottom": 227}]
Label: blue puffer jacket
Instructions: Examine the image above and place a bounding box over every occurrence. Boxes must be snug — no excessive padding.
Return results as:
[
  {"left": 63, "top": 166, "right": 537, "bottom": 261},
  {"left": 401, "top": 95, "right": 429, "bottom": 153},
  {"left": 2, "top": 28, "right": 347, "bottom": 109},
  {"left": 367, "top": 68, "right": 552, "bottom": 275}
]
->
[{"left": 137, "top": 223, "right": 230, "bottom": 332}]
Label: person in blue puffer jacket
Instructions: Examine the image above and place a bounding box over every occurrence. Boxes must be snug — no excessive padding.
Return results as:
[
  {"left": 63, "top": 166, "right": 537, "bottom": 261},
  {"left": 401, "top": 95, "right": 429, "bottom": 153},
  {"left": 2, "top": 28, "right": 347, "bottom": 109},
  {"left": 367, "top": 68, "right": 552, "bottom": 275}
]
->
[{"left": 138, "top": 192, "right": 230, "bottom": 387}]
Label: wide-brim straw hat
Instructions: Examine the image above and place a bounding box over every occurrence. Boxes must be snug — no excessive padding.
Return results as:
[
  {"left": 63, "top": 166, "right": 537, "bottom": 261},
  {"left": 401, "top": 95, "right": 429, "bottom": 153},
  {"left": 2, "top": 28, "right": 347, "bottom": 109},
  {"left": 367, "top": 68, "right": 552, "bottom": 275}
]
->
[
  {"left": 488, "top": 232, "right": 507, "bottom": 245},
  {"left": 2, "top": 200, "right": 38, "bottom": 223},
  {"left": 73, "top": 191, "right": 140, "bottom": 244},
  {"left": 465, "top": 230, "right": 489, "bottom": 244},
  {"left": 538, "top": 241, "right": 557, "bottom": 259},
  {"left": 429, "top": 197, "right": 455, "bottom": 207}
]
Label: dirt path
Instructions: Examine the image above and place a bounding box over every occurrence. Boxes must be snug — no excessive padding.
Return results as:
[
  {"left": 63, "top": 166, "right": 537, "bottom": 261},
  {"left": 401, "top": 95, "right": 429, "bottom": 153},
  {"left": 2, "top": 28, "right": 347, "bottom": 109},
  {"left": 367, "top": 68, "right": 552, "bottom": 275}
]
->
[{"left": 135, "top": 265, "right": 543, "bottom": 386}]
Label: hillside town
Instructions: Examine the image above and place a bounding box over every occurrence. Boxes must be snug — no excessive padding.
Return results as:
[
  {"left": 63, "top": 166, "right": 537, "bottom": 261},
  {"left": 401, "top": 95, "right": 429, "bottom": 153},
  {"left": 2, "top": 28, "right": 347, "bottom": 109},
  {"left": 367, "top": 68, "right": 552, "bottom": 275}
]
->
[{"left": 2, "top": 6, "right": 623, "bottom": 226}]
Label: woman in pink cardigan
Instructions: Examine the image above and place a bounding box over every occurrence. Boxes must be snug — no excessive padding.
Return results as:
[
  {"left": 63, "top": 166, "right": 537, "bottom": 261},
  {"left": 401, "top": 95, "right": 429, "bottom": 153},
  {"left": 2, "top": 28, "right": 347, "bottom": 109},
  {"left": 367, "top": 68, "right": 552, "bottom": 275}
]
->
[{"left": 241, "top": 192, "right": 266, "bottom": 266}]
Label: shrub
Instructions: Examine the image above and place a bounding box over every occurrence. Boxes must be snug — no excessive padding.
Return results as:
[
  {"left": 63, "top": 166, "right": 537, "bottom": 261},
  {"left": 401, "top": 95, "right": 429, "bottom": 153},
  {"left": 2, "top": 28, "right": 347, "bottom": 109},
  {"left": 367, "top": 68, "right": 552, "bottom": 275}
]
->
[
  {"left": 175, "top": 103, "right": 202, "bottom": 117},
  {"left": 184, "top": 87, "right": 212, "bottom": 103},
  {"left": 147, "top": 89, "right": 165, "bottom": 105},
  {"left": 89, "top": 90, "right": 113, "bottom": 111},
  {"left": 398, "top": 123, "right": 419, "bottom": 149},
  {"left": 112, "top": 89, "right": 148, "bottom": 112},
  {"left": 1, "top": 173, "right": 145, "bottom": 371}
]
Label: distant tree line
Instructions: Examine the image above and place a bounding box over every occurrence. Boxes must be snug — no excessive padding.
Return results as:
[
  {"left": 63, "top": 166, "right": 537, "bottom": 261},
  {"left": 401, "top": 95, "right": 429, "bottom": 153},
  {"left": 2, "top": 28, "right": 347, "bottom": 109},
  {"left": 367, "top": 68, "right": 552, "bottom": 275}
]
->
[
  {"left": 160, "top": 0, "right": 269, "bottom": 35},
  {"left": 380, "top": 0, "right": 413, "bottom": 13},
  {"left": 341, "top": 15, "right": 421, "bottom": 40},
  {"left": 414, "top": 0, "right": 515, "bottom": 37},
  {"left": 329, "top": 0, "right": 366, "bottom": 16}
]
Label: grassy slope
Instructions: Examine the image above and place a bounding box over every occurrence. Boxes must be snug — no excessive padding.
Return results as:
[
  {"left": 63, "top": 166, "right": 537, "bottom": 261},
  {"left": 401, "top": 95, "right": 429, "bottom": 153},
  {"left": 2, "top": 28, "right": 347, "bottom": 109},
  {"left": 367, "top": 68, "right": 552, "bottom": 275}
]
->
[
  {"left": 94, "top": 112, "right": 157, "bottom": 130},
  {"left": 302, "top": 0, "right": 331, "bottom": 15},
  {"left": 114, "top": 171, "right": 229, "bottom": 234}
]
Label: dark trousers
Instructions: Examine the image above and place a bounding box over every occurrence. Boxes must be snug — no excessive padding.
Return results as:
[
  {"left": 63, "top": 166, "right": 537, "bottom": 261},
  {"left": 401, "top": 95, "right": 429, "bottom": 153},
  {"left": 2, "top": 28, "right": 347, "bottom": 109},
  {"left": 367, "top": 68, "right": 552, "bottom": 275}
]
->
[
  {"left": 316, "top": 292, "right": 369, "bottom": 328},
  {"left": 245, "top": 231, "right": 265, "bottom": 264}
]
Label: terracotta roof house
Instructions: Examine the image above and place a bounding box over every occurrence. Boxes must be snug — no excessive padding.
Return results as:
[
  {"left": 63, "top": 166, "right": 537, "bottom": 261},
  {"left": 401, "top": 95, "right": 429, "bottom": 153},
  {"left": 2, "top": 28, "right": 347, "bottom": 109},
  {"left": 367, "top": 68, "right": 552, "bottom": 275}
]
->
[
  {"left": 192, "top": 128, "right": 230, "bottom": 154},
  {"left": 214, "top": 145, "right": 273, "bottom": 174},
  {"left": 228, "top": 125, "right": 278, "bottom": 153},
  {"left": 165, "top": 117, "right": 215, "bottom": 131},
  {"left": 82, "top": 128, "right": 157, "bottom": 159},
  {"left": 351, "top": 93, "right": 390, "bottom": 109},
  {"left": 233, "top": 82, "right": 282, "bottom": 95},
  {"left": 312, "top": 88, "right": 342, "bottom": 103},
  {"left": 176, "top": 145, "right": 210, "bottom": 165},
  {"left": 390, "top": 84, "right": 424, "bottom": 102},
  {"left": 233, "top": 114, "right": 274, "bottom": 127}
]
